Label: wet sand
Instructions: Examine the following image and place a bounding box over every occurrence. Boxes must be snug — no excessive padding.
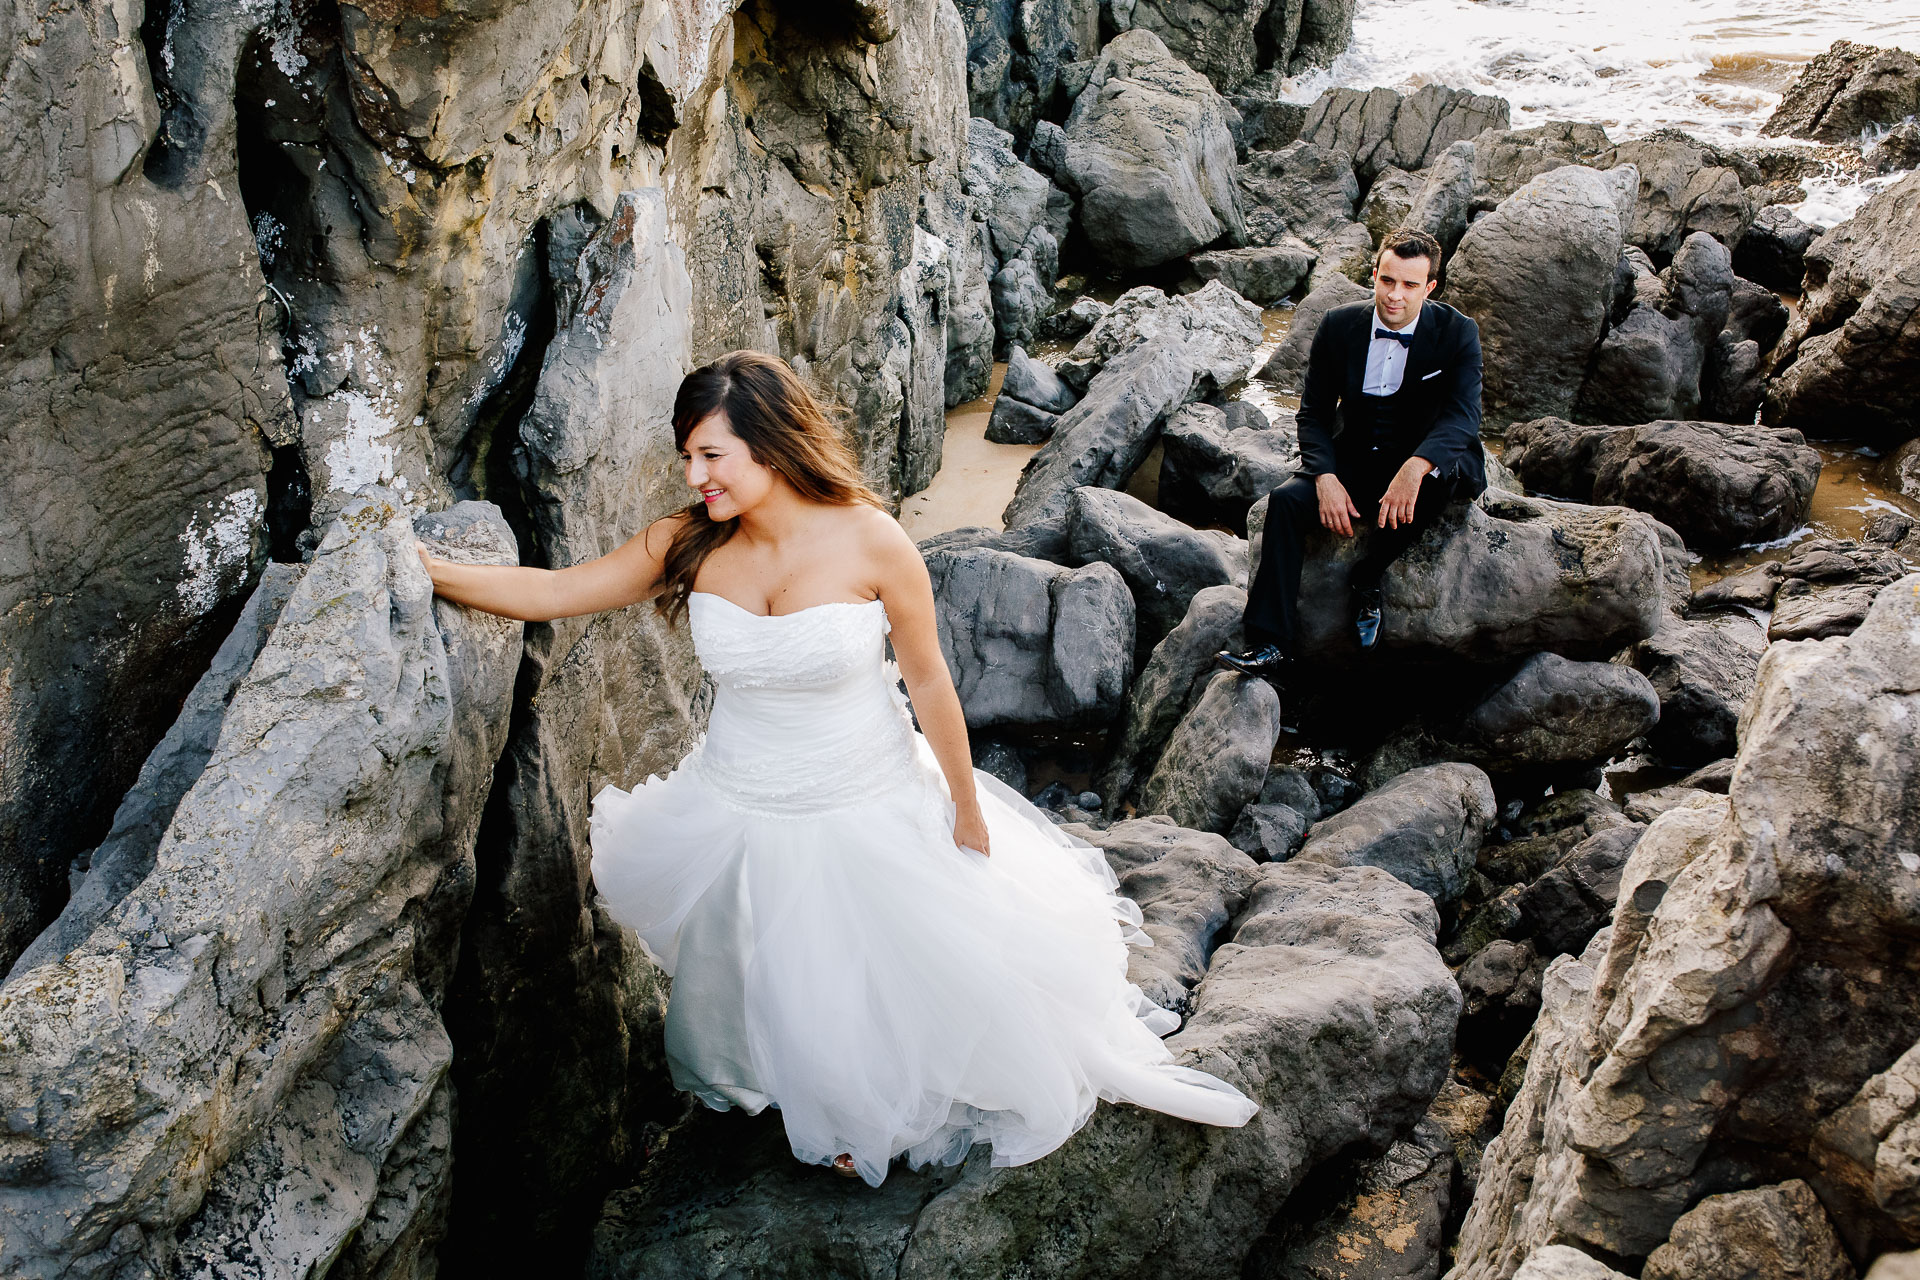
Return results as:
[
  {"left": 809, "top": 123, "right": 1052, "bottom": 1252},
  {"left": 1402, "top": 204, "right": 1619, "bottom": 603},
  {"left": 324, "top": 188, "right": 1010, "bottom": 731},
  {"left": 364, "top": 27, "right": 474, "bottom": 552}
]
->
[{"left": 899, "top": 363, "right": 1038, "bottom": 539}]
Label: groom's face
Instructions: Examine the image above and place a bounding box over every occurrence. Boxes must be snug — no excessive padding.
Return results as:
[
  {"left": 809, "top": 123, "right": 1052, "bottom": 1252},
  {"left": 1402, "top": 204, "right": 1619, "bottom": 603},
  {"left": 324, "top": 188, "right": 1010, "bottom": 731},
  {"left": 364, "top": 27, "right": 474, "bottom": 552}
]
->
[{"left": 1372, "top": 251, "right": 1437, "bottom": 331}]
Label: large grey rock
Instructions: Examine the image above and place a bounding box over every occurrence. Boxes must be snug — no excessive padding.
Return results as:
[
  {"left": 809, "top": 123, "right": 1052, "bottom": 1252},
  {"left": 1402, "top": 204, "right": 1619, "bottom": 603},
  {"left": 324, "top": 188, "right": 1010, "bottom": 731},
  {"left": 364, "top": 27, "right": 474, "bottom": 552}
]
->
[
  {"left": 1642, "top": 1181, "right": 1856, "bottom": 1280},
  {"left": 0, "top": 494, "right": 521, "bottom": 1280},
  {"left": 1191, "top": 241, "right": 1318, "bottom": 304},
  {"left": 1000, "top": 344, "right": 1077, "bottom": 413},
  {"left": 1296, "top": 763, "right": 1498, "bottom": 910},
  {"left": 1511, "top": 1246, "right": 1635, "bottom": 1280},
  {"left": 926, "top": 546, "right": 1135, "bottom": 728},
  {"left": 1057, "top": 29, "right": 1245, "bottom": 269},
  {"left": 591, "top": 855, "right": 1458, "bottom": 1280},
  {"left": 1363, "top": 166, "right": 1429, "bottom": 245},
  {"left": 1451, "top": 575, "right": 1920, "bottom": 1276},
  {"left": 1598, "top": 131, "right": 1761, "bottom": 257},
  {"left": 1762, "top": 40, "right": 1920, "bottom": 144},
  {"left": 1409, "top": 140, "right": 1480, "bottom": 255},
  {"left": 1503, "top": 417, "right": 1822, "bottom": 550},
  {"left": 1449, "top": 165, "right": 1636, "bottom": 429},
  {"left": 1449, "top": 653, "right": 1660, "bottom": 774},
  {"left": 1139, "top": 671, "right": 1283, "bottom": 833},
  {"left": 1056, "top": 281, "right": 1267, "bottom": 393},
  {"left": 1766, "top": 169, "right": 1920, "bottom": 441},
  {"left": 1255, "top": 276, "right": 1373, "bottom": 390},
  {"left": 966, "top": 117, "right": 1075, "bottom": 265},
  {"left": 1237, "top": 139, "right": 1366, "bottom": 255},
  {"left": 985, "top": 394, "right": 1062, "bottom": 443},
  {"left": 1065, "top": 487, "right": 1248, "bottom": 647},
  {"left": 1300, "top": 84, "right": 1511, "bottom": 182},
  {"left": 1736, "top": 204, "right": 1819, "bottom": 293},
  {"left": 1628, "top": 611, "right": 1768, "bottom": 767},
  {"left": 1470, "top": 122, "right": 1614, "bottom": 208},
  {"left": 1576, "top": 232, "right": 1736, "bottom": 425},
  {"left": 1099, "top": 585, "right": 1247, "bottom": 815},
  {"left": 955, "top": 0, "right": 1101, "bottom": 143},
  {"left": 1159, "top": 402, "right": 1301, "bottom": 533}
]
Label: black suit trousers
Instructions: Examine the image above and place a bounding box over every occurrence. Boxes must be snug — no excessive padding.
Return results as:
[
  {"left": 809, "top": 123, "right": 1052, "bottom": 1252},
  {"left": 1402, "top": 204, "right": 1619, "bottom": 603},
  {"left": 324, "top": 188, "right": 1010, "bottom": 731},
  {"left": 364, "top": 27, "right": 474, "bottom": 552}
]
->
[{"left": 1243, "top": 463, "right": 1457, "bottom": 654}]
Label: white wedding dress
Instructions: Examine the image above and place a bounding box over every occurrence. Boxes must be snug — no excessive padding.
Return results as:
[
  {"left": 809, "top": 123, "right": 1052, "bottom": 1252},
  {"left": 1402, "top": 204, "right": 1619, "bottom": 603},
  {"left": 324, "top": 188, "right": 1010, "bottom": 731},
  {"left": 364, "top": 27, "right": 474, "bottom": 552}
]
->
[{"left": 588, "top": 591, "right": 1257, "bottom": 1185}]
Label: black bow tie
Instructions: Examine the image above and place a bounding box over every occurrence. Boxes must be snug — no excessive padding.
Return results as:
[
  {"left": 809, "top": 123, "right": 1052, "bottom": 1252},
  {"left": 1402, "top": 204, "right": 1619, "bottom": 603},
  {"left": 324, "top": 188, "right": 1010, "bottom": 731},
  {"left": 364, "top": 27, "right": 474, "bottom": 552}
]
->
[{"left": 1374, "top": 327, "right": 1414, "bottom": 348}]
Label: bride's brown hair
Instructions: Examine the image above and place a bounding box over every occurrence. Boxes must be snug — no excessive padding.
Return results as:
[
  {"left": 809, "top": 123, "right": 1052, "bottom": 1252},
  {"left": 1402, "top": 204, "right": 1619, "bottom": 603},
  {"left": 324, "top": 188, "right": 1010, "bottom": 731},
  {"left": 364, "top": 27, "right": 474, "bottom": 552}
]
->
[{"left": 656, "top": 350, "right": 884, "bottom": 623}]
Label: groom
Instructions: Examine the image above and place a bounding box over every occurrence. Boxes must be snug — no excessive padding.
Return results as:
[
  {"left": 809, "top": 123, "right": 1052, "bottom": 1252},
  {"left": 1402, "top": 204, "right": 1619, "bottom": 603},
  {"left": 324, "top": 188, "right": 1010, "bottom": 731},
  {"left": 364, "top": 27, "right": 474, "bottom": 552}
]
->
[{"left": 1218, "top": 228, "right": 1486, "bottom": 682}]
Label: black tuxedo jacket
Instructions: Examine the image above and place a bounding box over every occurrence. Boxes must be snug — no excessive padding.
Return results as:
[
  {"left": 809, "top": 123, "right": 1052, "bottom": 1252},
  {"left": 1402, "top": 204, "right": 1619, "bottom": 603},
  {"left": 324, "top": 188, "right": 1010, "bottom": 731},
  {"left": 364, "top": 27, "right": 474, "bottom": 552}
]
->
[{"left": 1295, "top": 299, "right": 1487, "bottom": 498}]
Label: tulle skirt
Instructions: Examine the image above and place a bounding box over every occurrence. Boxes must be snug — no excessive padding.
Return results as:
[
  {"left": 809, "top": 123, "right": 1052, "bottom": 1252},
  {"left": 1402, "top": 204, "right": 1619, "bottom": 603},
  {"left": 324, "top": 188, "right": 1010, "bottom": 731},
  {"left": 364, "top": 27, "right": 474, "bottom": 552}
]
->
[{"left": 588, "top": 735, "right": 1257, "bottom": 1185}]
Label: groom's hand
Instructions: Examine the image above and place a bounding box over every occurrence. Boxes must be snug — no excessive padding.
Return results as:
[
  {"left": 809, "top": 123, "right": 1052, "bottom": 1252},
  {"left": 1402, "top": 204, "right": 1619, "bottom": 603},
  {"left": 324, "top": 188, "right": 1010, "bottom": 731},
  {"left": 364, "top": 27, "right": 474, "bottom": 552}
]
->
[
  {"left": 1315, "top": 473, "right": 1362, "bottom": 538},
  {"left": 1378, "top": 457, "right": 1433, "bottom": 529}
]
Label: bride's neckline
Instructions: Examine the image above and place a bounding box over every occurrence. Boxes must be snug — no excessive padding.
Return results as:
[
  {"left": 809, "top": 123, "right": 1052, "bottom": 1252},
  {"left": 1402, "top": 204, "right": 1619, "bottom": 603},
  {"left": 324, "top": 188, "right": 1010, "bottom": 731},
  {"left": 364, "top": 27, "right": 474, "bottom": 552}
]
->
[{"left": 690, "top": 590, "right": 885, "bottom": 620}]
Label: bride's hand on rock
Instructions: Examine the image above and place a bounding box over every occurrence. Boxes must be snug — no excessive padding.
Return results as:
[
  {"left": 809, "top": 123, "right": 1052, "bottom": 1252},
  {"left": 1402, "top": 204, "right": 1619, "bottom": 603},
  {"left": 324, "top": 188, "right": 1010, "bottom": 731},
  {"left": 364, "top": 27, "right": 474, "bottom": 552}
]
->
[{"left": 953, "top": 803, "right": 991, "bottom": 857}]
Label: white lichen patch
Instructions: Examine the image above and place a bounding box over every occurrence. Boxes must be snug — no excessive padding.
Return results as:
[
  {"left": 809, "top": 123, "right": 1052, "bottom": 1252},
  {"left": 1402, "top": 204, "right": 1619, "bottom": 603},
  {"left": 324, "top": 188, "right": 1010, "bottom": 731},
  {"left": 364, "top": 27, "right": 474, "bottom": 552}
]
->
[
  {"left": 320, "top": 332, "right": 406, "bottom": 493},
  {"left": 252, "top": 212, "right": 285, "bottom": 270},
  {"left": 177, "top": 489, "right": 263, "bottom": 614}
]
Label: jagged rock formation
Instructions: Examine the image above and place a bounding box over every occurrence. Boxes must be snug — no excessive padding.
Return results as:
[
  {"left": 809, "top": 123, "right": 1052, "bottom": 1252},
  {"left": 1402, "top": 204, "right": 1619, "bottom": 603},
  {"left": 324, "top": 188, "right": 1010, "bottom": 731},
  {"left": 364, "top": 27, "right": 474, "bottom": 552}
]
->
[{"left": 1763, "top": 40, "right": 1920, "bottom": 144}]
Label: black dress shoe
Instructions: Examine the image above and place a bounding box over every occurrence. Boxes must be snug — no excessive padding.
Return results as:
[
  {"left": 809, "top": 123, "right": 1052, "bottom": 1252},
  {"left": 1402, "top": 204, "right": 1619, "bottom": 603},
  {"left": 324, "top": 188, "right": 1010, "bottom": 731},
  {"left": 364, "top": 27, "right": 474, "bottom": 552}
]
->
[
  {"left": 1214, "top": 644, "right": 1296, "bottom": 682},
  {"left": 1353, "top": 587, "right": 1383, "bottom": 651}
]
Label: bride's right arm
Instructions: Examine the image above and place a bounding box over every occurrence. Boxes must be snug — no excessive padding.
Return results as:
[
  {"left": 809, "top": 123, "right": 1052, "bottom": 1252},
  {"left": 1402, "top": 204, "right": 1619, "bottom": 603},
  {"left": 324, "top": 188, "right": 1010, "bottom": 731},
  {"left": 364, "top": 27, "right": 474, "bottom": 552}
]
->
[{"left": 418, "top": 513, "right": 683, "bottom": 621}]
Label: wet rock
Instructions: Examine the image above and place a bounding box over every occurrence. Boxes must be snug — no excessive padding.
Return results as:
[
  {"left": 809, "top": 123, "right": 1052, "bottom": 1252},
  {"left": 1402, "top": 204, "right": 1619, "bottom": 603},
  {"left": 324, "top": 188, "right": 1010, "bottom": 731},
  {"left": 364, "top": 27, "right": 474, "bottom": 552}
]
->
[
  {"left": 985, "top": 395, "right": 1061, "bottom": 443},
  {"left": 1450, "top": 165, "right": 1636, "bottom": 429},
  {"left": 1692, "top": 559, "right": 1787, "bottom": 611},
  {"left": 0, "top": 495, "right": 521, "bottom": 1280},
  {"left": 1064, "top": 487, "right": 1248, "bottom": 646},
  {"left": 1869, "top": 120, "right": 1920, "bottom": 174},
  {"left": 1255, "top": 276, "right": 1373, "bottom": 390},
  {"left": 1451, "top": 575, "right": 1920, "bottom": 1275},
  {"left": 1055, "top": 281, "right": 1266, "bottom": 393},
  {"left": 1237, "top": 139, "right": 1366, "bottom": 255},
  {"left": 1470, "top": 121, "right": 1615, "bottom": 207},
  {"left": 1245, "top": 1119, "right": 1455, "bottom": 1280},
  {"left": 1770, "top": 580, "right": 1887, "bottom": 641},
  {"left": 972, "top": 739, "right": 1029, "bottom": 793},
  {"left": 1191, "top": 240, "right": 1318, "bottom": 304},
  {"left": 1766, "top": 170, "right": 1920, "bottom": 441},
  {"left": 1451, "top": 653, "right": 1661, "bottom": 774},
  {"left": 1300, "top": 84, "right": 1511, "bottom": 183},
  {"left": 1642, "top": 1181, "right": 1856, "bottom": 1280},
  {"left": 1763, "top": 40, "right": 1920, "bottom": 144},
  {"left": 1599, "top": 130, "right": 1761, "bottom": 257},
  {"left": 1057, "top": 30, "right": 1244, "bottom": 270},
  {"left": 1000, "top": 345, "right": 1078, "bottom": 413},
  {"left": 1735, "top": 204, "right": 1819, "bottom": 293},
  {"left": 1295, "top": 763, "right": 1498, "bottom": 910},
  {"left": 1459, "top": 940, "right": 1547, "bottom": 1069},
  {"left": 926, "top": 546, "right": 1135, "bottom": 727},
  {"left": 1502, "top": 417, "right": 1821, "bottom": 550},
  {"left": 1099, "top": 584, "right": 1246, "bottom": 815},
  {"left": 1159, "top": 402, "right": 1301, "bottom": 533},
  {"left": 1139, "top": 672, "right": 1283, "bottom": 833}
]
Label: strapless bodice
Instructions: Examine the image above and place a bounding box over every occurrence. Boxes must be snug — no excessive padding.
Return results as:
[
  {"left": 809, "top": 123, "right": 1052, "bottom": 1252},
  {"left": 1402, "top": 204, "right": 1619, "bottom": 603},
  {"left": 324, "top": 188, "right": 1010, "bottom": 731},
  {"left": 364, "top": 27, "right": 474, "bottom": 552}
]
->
[{"left": 685, "top": 592, "right": 922, "bottom": 818}]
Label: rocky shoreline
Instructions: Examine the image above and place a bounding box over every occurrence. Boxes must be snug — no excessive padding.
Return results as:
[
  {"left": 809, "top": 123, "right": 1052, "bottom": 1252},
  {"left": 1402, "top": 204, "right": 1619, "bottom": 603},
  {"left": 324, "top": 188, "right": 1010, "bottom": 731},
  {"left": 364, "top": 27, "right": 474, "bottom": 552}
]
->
[{"left": 3, "top": 4, "right": 1918, "bottom": 1278}]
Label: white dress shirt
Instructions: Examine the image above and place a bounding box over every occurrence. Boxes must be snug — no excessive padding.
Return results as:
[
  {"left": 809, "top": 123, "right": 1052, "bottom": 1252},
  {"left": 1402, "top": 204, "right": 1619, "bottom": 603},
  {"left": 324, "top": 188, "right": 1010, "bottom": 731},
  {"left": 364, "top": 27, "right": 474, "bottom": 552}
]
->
[{"left": 1362, "top": 305, "right": 1419, "bottom": 397}]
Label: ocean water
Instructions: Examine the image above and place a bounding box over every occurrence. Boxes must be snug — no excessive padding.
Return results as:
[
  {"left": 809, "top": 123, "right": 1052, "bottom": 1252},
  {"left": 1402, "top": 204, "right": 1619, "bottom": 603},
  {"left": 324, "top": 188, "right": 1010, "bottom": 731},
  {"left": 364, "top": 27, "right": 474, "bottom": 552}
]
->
[{"left": 1282, "top": 0, "right": 1920, "bottom": 222}]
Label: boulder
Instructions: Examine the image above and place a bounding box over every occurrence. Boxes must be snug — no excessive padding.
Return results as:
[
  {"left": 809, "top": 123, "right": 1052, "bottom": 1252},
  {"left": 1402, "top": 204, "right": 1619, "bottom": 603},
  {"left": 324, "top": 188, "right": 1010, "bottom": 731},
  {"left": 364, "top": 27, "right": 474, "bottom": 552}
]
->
[
  {"left": 1299, "top": 84, "right": 1512, "bottom": 182},
  {"left": 985, "top": 395, "right": 1061, "bottom": 444},
  {"left": 1138, "top": 671, "right": 1283, "bottom": 833},
  {"left": 1228, "top": 803, "right": 1312, "bottom": 863},
  {"left": 1064, "top": 486, "right": 1248, "bottom": 646},
  {"left": 1735, "top": 204, "right": 1819, "bottom": 293},
  {"left": 965, "top": 117, "right": 1074, "bottom": 267},
  {"left": 1039, "top": 295, "right": 1110, "bottom": 342},
  {"left": 590, "top": 855, "right": 1457, "bottom": 1280},
  {"left": 1409, "top": 141, "right": 1480, "bottom": 256},
  {"left": 1471, "top": 121, "right": 1615, "bottom": 207},
  {"left": 1056, "top": 281, "right": 1266, "bottom": 393},
  {"left": 1448, "top": 653, "right": 1661, "bottom": 774},
  {"left": 1191, "top": 240, "right": 1318, "bottom": 304},
  {"left": 1598, "top": 130, "right": 1761, "bottom": 257},
  {"left": 1122, "top": 0, "right": 1272, "bottom": 93},
  {"left": 1627, "top": 606, "right": 1767, "bottom": 767},
  {"left": 1869, "top": 120, "right": 1920, "bottom": 174},
  {"left": 1295, "top": 762, "right": 1498, "bottom": 910},
  {"left": 1449, "top": 165, "right": 1636, "bottom": 429},
  {"left": 925, "top": 546, "right": 1135, "bottom": 727},
  {"left": 1642, "top": 1181, "right": 1856, "bottom": 1280},
  {"left": 1255, "top": 275, "right": 1373, "bottom": 390},
  {"left": 1458, "top": 940, "right": 1547, "bottom": 1069},
  {"left": 1237, "top": 139, "right": 1366, "bottom": 251},
  {"left": 1763, "top": 40, "right": 1920, "bottom": 144},
  {"left": 1513, "top": 825, "right": 1644, "bottom": 960},
  {"left": 1513, "top": 1246, "right": 1635, "bottom": 1280},
  {"left": 1159, "top": 402, "right": 1300, "bottom": 533},
  {"left": 1702, "top": 277, "right": 1791, "bottom": 424},
  {"left": 1099, "top": 585, "right": 1246, "bottom": 815},
  {"left": 955, "top": 0, "right": 1100, "bottom": 143},
  {"left": 1229, "top": 85, "right": 1310, "bottom": 154},
  {"left": 991, "top": 257, "right": 1053, "bottom": 350},
  {"left": 1577, "top": 231, "right": 1736, "bottom": 424},
  {"left": 1363, "top": 165, "right": 1429, "bottom": 244},
  {"left": 1502, "top": 417, "right": 1822, "bottom": 550},
  {"left": 0, "top": 495, "right": 521, "bottom": 1279},
  {"left": 1450, "top": 575, "right": 1920, "bottom": 1276},
  {"left": 1692, "top": 559, "right": 1788, "bottom": 611},
  {"left": 1058, "top": 30, "right": 1245, "bottom": 270},
  {"left": 1766, "top": 170, "right": 1920, "bottom": 441},
  {"left": 1762, "top": 538, "right": 1912, "bottom": 641},
  {"left": 1000, "top": 345, "right": 1078, "bottom": 413},
  {"left": 1244, "top": 1119, "right": 1455, "bottom": 1280}
]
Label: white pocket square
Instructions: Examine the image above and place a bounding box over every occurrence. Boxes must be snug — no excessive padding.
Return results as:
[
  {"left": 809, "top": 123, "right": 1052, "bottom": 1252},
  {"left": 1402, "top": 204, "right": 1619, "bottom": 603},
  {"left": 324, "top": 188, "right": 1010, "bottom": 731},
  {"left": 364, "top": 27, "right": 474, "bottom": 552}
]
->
[{"left": 1420, "top": 369, "right": 1443, "bottom": 380}]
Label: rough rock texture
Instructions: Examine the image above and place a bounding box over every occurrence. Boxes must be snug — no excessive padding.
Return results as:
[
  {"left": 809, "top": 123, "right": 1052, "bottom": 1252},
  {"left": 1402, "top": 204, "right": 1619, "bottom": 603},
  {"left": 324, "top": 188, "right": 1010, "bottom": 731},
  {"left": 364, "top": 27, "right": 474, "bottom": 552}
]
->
[
  {"left": 1577, "top": 232, "right": 1737, "bottom": 426},
  {"left": 986, "top": 394, "right": 1061, "bottom": 443},
  {"left": 1057, "top": 30, "right": 1244, "bottom": 270},
  {"left": 1159, "top": 402, "right": 1300, "bottom": 533},
  {"left": 1470, "top": 122, "right": 1614, "bottom": 208},
  {"left": 0, "top": 495, "right": 521, "bottom": 1279},
  {"left": 1191, "top": 241, "right": 1318, "bottom": 304},
  {"left": 1445, "top": 653, "right": 1661, "bottom": 775},
  {"left": 1300, "top": 84, "right": 1511, "bottom": 182},
  {"left": 1451, "top": 575, "right": 1920, "bottom": 1278},
  {"left": 1641, "top": 1181, "right": 1857, "bottom": 1280},
  {"left": 967, "top": 117, "right": 1074, "bottom": 350},
  {"left": 1598, "top": 131, "right": 1761, "bottom": 258},
  {"left": 1001, "top": 344, "right": 1078, "bottom": 413},
  {"left": 1099, "top": 586, "right": 1247, "bottom": 815},
  {"left": 1763, "top": 40, "right": 1920, "bottom": 144},
  {"left": 1363, "top": 166, "right": 1429, "bottom": 245},
  {"left": 925, "top": 546, "right": 1135, "bottom": 727},
  {"left": 589, "top": 855, "right": 1458, "bottom": 1280},
  {"left": 1139, "top": 672, "right": 1283, "bottom": 834},
  {"left": 1055, "top": 281, "right": 1266, "bottom": 393},
  {"left": 1869, "top": 120, "right": 1920, "bottom": 174},
  {"left": 1256, "top": 490, "right": 1668, "bottom": 663},
  {"left": 1245, "top": 1119, "right": 1455, "bottom": 1280},
  {"left": 1295, "top": 763, "right": 1498, "bottom": 910},
  {"left": 1237, "top": 140, "right": 1371, "bottom": 281},
  {"left": 1122, "top": 0, "right": 1358, "bottom": 91},
  {"left": 1410, "top": 141, "right": 1481, "bottom": 256},
  {"left": 955, "top": 0, "right": 1101, "bottom": 143},
  {"left": 1449, "top": 166, "right": 1636, "bottom": 429},
  {"left": 1065, "top": 487, "right": 1247, "bottom": 647},
  {"left": 1629, "top": 609, "right": 1768, "bottom": 767},
  {"left": 1256, "top": 276, "right": 1373, "bottom": 390},
  {"left": 1736, "top": 204, "right": 1819, "bottom": 293},
  {"left": 1503, "top": 417, "right": 1822, "bottom": 550},
  {"left": 1766, "top": 170, "right": 1920, "bottom": 442},
  {"left": 1511, "top": 1246, "right": 1634, "bottom": 1280}
]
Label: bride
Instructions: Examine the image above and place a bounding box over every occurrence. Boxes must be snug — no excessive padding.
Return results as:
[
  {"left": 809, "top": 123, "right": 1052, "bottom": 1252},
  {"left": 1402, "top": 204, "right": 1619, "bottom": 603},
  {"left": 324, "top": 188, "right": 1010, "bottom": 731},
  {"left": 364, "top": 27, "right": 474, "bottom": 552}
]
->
[{"left": 419, "top": 350, "right": 1257, "bottom": 1184}]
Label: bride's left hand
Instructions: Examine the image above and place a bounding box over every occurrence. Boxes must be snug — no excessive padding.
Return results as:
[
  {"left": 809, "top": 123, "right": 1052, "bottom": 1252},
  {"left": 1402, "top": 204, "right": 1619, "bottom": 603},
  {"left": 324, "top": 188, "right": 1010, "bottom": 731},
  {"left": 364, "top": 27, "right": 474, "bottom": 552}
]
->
[{"left": 953, "top": 803, "right": 991, "bottom": 857}]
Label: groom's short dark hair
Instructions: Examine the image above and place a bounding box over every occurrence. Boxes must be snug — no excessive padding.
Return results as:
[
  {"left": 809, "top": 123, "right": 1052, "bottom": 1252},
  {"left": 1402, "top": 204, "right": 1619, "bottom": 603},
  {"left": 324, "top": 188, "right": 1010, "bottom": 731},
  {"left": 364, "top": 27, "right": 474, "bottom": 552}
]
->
[{"left": 1375, "top": 229, "right": 1443, "bottom": 283}]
